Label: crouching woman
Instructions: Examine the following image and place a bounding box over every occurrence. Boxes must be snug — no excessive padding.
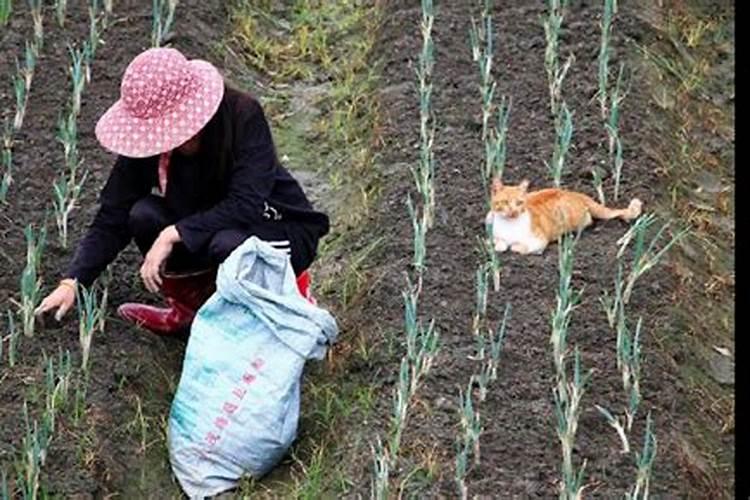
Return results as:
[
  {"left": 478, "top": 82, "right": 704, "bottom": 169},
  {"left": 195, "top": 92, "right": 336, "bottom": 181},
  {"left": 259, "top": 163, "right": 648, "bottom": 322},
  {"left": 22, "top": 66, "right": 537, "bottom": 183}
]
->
[{"left": 36, "top": 47, "right": 329, "bottom": 335}]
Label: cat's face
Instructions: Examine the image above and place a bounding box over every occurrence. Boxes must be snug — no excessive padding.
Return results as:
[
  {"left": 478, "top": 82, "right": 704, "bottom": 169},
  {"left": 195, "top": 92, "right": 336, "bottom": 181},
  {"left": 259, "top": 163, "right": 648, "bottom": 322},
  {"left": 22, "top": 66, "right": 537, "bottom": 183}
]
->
[{"left": 490, "top": 178, "right": 529, "bottom": 218}]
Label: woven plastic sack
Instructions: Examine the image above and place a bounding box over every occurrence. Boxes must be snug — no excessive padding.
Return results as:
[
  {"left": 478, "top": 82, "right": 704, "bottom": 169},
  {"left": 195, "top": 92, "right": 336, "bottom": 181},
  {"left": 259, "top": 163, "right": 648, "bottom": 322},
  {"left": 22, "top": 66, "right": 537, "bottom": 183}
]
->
[{"left": 167, "top": 237, "right": 338, "bottom": 498}]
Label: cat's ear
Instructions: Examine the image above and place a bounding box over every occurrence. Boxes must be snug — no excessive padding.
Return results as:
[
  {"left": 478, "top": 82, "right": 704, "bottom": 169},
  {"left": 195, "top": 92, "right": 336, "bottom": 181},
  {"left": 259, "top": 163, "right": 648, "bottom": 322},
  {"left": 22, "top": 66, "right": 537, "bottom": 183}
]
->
[
  {"left": 519, "top": 179, "right": 530, "bottom": 192},
  {"left": 491, "top": 176, "right": 503, "bottom": 193}
]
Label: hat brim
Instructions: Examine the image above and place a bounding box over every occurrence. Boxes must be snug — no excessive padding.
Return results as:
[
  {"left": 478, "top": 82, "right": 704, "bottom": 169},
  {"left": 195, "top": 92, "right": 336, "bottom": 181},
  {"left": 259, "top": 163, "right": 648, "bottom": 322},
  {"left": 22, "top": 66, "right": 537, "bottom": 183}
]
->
[{"left": 95, "top": 60, "right": 225, "bottom": 158}]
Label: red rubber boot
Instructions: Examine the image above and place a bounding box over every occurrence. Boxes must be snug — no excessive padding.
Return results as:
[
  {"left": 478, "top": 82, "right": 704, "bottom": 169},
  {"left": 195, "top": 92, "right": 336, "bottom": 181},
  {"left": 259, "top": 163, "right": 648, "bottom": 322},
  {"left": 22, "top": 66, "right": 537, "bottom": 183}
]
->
[
  {"left": 119, "top": 268, "right": 316, "bottom": 336},
  {"left": 296, "top": 269, "right": 316, "bottom": 305},
  {"left": 117, "top": 268, "right": 217, "bottom": 336}
]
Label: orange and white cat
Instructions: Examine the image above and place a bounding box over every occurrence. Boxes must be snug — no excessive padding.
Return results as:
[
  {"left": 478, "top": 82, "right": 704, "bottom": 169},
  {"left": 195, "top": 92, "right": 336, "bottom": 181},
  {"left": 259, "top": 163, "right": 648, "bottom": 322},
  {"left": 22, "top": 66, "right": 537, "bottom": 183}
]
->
[{"left": 485, "top": 178, "right": 642, "bottom": 255}]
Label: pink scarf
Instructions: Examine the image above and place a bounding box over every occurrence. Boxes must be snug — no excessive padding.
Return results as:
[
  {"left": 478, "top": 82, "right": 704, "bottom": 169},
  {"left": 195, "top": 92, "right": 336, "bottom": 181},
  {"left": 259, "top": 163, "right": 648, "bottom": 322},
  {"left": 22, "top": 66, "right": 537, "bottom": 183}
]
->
[{"left": 158, "top": 150, "right": 172, "bottom": 195}]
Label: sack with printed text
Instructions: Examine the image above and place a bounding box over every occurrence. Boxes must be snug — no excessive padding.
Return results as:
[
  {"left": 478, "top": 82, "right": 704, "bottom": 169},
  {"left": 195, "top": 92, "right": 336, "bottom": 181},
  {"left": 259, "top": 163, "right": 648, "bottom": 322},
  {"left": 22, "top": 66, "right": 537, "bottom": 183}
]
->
[{"left": 167, "top": 236, "right": 338, "bottom": 498}]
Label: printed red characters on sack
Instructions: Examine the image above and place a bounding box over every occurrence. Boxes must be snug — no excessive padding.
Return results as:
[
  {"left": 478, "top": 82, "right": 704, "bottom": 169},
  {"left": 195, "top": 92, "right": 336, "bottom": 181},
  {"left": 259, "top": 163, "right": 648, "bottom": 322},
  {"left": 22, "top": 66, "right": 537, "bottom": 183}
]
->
[
  {"left": 205, "top": 432, "right": 220, "bottom": 446},
  {"left": 202, "top": 356, "right": 267, "bottom": 450},
  {"left": 223, "top": 402, "right": 239, "bottom": 415}
]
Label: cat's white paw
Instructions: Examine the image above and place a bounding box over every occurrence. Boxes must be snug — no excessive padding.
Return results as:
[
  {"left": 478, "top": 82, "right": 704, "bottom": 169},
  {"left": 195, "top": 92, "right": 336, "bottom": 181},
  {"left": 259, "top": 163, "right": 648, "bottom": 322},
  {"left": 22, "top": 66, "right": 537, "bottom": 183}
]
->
[
  {"left": 510, "top": 243, "right": 529, "bottom": 254},
  {"left": 494, "top": 239, "right": 509, "bottom": 252}
]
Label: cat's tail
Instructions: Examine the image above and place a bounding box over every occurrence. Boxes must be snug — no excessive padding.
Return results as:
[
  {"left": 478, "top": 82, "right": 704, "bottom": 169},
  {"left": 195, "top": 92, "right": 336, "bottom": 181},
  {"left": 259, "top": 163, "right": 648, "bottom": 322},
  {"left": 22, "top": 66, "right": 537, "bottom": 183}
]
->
[{"left": 584, "top": 196, "right": 643, "bottom": 221}]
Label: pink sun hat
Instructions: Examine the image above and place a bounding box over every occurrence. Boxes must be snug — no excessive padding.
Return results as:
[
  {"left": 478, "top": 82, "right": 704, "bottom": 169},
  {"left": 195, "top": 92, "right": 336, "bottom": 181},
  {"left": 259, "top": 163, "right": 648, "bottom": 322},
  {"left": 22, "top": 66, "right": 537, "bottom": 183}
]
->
[{"left": 95, "top": 47, "right": 225, "bottom": 158}]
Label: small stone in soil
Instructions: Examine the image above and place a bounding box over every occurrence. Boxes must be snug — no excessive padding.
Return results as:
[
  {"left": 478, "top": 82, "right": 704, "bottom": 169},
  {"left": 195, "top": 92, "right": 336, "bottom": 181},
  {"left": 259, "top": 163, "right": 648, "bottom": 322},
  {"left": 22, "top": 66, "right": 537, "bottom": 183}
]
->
[
  {"left": 434, "top": 396, "right": 454, "bottom": 412},
  {"left": 708, "top": 351, "right": 734, "bottom": 386}
]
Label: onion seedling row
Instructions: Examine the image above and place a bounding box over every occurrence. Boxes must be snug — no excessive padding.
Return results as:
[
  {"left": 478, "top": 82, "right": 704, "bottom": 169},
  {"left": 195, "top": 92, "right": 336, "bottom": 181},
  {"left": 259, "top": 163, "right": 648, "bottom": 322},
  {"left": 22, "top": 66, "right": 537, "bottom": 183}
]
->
[
  {"left": 53, "top": 109, "right": 88, "bottom": 248},
  {"left": 469, "top": 0, "right": 510, "bottom": 291},
  {"left": 413, "top": 0, "right": 436, "bottom": 229},
  {"left": 51, "top": 2, "right": 113, "bottom": 244},
  {"left": 458, "top": 5, "right": 514, "bottom": 498},
  {"left": 458, "top": 3, "right": 515, "bottom": 496},
  {"left": 468, "top": 0, "right": 494, "bottom": 146},
  {"left": 381, "top": 281, "right": 440, "bottom": 471},
  {"left": 53, "top": 26, "right": 107, "bottom": 246},
  {"left": 591, "top": 207, "right": 673, "bottom": 485},
  {"left": 550, "top": 232, "right": 591, "bottom": 499},
  {"left": 1, "top": 40, "right": 39, "bottom": 203},
  {"left": 372, "top": 1, "right": 439, "bottom": 494},
  {"left": 553, "top": 348, "right": 591, "bottom": 499},
  {"left": 550, "top": 231, "right": 583, "bottom": 375},
  {"left": 8, "top": 349, "right": 72, "bottom": 498},
  {"left": 543, "top": 0, "right": 574, "bottom": 116},
  {"left": 469, "top": 0, "right": 513, "bottom": 186}
]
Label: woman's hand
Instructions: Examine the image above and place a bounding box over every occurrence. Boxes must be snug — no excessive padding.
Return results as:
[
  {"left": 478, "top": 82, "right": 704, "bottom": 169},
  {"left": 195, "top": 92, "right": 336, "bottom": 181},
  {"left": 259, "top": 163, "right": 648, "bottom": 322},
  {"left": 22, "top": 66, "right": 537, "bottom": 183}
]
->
[
  {"left": 35, "top": 280, "right": 77, "bottom": 321},
  {"left": 141, "top": 225, "right": 181, "bottom": 293}
]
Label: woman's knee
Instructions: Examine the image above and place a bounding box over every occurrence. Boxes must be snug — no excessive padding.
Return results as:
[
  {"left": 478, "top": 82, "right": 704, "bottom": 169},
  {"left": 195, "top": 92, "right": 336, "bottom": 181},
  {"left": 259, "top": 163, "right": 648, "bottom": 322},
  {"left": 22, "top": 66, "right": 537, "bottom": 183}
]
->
[
  {"left": 128, "top": 195, "right": 170, "bottom": 237},
  {"left": 208, "top": 229, "right": 249, "bottom": 263}
]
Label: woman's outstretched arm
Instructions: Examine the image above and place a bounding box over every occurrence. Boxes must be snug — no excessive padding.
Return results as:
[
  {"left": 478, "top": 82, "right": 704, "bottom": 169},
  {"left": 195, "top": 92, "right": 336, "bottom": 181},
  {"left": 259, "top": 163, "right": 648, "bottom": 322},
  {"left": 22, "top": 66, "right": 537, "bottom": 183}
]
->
[{"left": 64, "top": 155, "right": 153, "bottom": 287}]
